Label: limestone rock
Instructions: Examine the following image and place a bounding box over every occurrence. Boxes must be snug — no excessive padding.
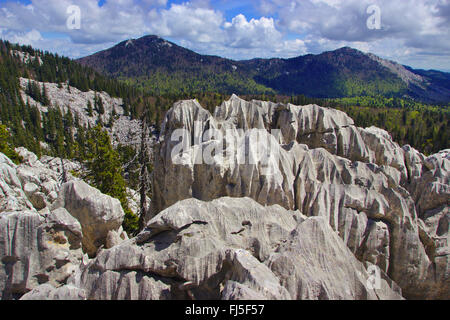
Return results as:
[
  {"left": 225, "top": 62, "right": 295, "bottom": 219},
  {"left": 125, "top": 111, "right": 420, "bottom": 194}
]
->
[
  {"left": 0, "top": 209, "right": 83, "bottom": 299},
  {"left": 52, "top": 180, "right": 125, "bottom": 257},
  {"left": 20, "top": 283, "right": 86, "bottom": 300},
  {"left": 267, "top": 216, "right": 402, "bottom": 300},
  {"left": 55, "top": 197, "right": 402, "bottom": 300},
  {"left": 151, "top": 95, "right": 449, "bottom": 299},
  {"left": 222, "top": 249, "right": 291, "bottom": 300},
  {"left": 0, "top": 154, "right": 33, "bottom": 212}
]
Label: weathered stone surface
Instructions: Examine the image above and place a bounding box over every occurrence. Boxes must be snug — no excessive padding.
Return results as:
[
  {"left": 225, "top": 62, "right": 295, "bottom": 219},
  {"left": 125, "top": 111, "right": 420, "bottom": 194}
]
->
[
  {"left": 1, "top": 94, "right": 449, "bottom": 300},
  {"left": 0, "top": 149, "right": 127, "bottom": 299},
  {"left": 0, "top": 154, "right": 33, "bottom": 213},
  {"left": 105, "top": 227, "right": 128, "bottom": 249},
  {"left": 0, "top": 209, "right": 84, "bottom": 299},
  {"left": 267, "top": 216, "right": 402, "bottom": 300},
  {"left": 52, "top": 181, "right": 125, "bottom": 257},
  {"left": 55, "top": 197, "right": 402, "bottom": 300},
  {"left": 20, "top": 283, "right": 86, "bottom": 300},
  {"left": 221, "top": 249, "right": 291, "bottom": 300},
  {"left": 12, "top": 148, "right": 81, "bottom": 211},
  {"left": 151, "top": 96, "right": 449, "bottom": 299}
]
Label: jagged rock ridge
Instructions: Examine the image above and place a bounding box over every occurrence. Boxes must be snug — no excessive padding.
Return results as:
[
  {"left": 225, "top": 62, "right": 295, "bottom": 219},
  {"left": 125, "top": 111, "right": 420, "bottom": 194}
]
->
[
  {"left": 150, "top": 95, "right": 449, "bottom": 299},
  {"left": 0, "top": 96, "right": 448, "bottom": 300}
]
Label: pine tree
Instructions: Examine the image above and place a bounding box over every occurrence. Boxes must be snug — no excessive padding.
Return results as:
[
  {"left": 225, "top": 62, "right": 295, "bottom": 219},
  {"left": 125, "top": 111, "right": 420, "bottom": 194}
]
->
[
  {"left": 95, "top": 94, "right": 105, "bottom": 115},
  {"left": 41, "top": 84, "right": 50, "bottom": 106},
  {"left": 86, "top": 100, "right": 93, "bottom": 117},
  {"left": 84, "top": 124, "right": 138, "bottom": 234},
  {"left": 0, "top": 124, "right": 22, "bottom": 164}
]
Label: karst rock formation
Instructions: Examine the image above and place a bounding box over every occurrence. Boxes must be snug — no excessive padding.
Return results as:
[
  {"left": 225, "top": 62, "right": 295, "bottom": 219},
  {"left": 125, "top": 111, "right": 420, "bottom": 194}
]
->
[{"left": 1, "top": 95, "right": 448, "bottom": 300}]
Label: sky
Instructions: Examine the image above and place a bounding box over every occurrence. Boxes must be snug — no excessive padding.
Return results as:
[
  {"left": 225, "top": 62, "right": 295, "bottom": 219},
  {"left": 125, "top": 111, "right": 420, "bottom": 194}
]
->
[{"left": 0, "top": 0, "right": 449, "bottom": 71}]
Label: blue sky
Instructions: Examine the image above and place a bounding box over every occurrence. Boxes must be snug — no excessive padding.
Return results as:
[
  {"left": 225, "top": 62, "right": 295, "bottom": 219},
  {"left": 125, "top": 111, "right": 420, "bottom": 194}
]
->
[{"left": 1, "top": 0, "right": 449, "bottom": 71}]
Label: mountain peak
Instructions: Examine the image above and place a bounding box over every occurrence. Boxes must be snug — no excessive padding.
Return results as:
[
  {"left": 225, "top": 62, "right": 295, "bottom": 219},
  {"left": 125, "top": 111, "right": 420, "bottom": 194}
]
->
[
  {"left": 77, "top": 35, "right": 450, "bottom": 103},
  {"left": 332, "top": 46, "right": 364, "bottom": 55}
]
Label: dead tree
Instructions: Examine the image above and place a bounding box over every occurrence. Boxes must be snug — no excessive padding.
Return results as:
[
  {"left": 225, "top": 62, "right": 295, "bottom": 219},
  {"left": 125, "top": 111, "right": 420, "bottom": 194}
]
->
[
  {"left": 60, "top": 158, "right": 68, "bottom": 185},
  {"left": 137, "top": 111, "right": 152, "bottom": 233}
]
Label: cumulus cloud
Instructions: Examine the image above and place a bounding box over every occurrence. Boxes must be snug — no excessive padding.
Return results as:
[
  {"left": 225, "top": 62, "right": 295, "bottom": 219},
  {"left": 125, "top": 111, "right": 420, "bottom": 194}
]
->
[
  {"left": 0, "top": 29, "right": 43, "bottom": 45},
  {"left": 224, "top": 14, "right": 282, "bottom": 48},
  {"left": 254, "top": 0, "right": 450, "bottom": 69},
  {"left": 0, "top": 0, "right": 295, "bottom": 59},
  {"left": 148, "top": 3, "right": 224, "bottom": 43},
  {"left": 0, "top": 0, "right": 448, "bottom": 69}
]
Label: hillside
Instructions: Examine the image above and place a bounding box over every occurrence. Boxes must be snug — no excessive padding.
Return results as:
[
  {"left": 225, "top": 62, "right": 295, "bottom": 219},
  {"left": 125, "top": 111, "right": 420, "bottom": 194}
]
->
[
  {"left": 0, "top": 39, "right": 448, "bottom": 301},
  {"left": 77, "top": 35, "right": 272, "bottom": 95},
  {"left": 78, "top": 35, "right": 450, "bottom": 103},
  {"left": 1, "top": 39, "right": 448, "bottom": 161}
]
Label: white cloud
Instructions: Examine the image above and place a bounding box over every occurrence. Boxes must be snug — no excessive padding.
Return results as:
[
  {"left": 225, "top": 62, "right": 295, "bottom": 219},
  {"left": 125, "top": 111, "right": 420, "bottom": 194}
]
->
[
  {"left": 148, "top": 3, "right": 224, "bottom": 43},
  {"left": 224, "top": 14, "right": 282, "bottom": 49},
  {"left": 0, "top": 29, "right": 43, "bottom": 45},
  {"left": 0, "top": 0, "right": 448, "bottom": 69}
]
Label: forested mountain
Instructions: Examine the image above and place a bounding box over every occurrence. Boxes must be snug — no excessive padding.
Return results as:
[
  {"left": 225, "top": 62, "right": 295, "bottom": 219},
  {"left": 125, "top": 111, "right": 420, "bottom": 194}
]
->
[
  {"left": 78, "top": 35, "right": 450, "bottom": 103},
  {"left": 77, "top": 35, "right": 272, "bottom": 95}
]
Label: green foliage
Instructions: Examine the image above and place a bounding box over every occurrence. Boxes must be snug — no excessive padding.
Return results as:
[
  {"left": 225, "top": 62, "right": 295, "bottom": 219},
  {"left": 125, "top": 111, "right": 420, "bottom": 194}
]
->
[
  {"left": 83, "top": 125, "right": 139, "bottom": 235},
  {"left": 94, "top": 94, "right": 105, "bottom": 114},
  {"left": 86, "top": 100, "right": 93, "bottom": 117},
  {"left": 329, "top": 95, "right": 449, "bottom": 154},
  {"left": 0, "top": 124, "right": 22, "bottom": 163},
  {"left": 82, "top": 39, "right": 450, "bottom": 103}
]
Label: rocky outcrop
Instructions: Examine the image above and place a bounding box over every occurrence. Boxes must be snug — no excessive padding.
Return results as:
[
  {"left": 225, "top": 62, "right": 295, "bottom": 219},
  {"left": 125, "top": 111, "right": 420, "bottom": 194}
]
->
[
  {"left": 151, "top": 95, "right": 449, "bottom": 299},
  {"left": 1, "top": 95, "right": 448, "bottom": 300},
  {"left": 268, "top": 216, "right": 402, "bottom": 300},
  {"left": 19, "top": 78, "right": 157, "bottom": 148},
  {"left": 51, "top": 181, "right": 125, "bottom": 257},
  {"left": 19, "top": 78, "right": 123, "bottom": 129},
  {"left": 0, "top": 149, "right": 125, "bottom": 299},
  {"left": 0, "top": 207, "right": 84, "bottom": 299},
  {"left": 20, "top": 283, "right": 86, "bottom": 300},
  {"left": 34, "top": 197, "right": 402, "bottom": 300}
]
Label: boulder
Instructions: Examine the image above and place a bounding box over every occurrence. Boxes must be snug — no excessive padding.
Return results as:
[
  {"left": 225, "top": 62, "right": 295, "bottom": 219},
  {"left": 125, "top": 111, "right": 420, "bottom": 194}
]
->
[
  {"left": 54, "top": 197, "right": 402, "bottom": 300},
  {"left": 268, "top": 216, "right": 402, "bottom": 300},
  {"left": 0, "top": 209, "right": 83, "bottom": 299},
  {"left": 20, "top": 283, "right": 86, "bottom": 300},
  {"left": 52, "top": 180, "right": 125, "bottom": 257}
]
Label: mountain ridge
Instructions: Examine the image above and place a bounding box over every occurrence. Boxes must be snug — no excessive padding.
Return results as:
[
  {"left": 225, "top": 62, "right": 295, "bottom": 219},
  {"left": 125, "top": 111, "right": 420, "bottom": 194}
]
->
[{"left": 77, "top": 35, "right": 450, "bottom": 103}]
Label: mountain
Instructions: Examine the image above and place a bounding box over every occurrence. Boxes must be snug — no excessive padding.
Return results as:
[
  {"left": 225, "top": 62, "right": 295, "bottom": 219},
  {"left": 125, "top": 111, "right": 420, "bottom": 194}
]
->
[
  {"left": 78, "top": 35, "right": 450, "bottom": 103},
  {"left": 77, "top": 35, "right": 272, "bottom": 95}
]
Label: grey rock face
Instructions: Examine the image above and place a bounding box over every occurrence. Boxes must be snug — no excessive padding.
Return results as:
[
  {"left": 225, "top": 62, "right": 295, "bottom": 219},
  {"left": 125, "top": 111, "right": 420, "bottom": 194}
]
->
[
  {"left": 268, "top": 216, "right": 402, "bottom": 300},
  {"left": 20, "top": 283, "right": 86, "bottom": 300},
  {"left": 52, "top": 181, "right": 125, "bottom": 257},
  {"left": 0, "top": 150, "right": 124, "bottom": 299},
  {"left": 53, "top": 197, "right": 401, "bottom": 300},
  {"left": 151, "top": 95, "right": 449, "bottom": 299},
  {"left": 0, "top": 209, "right": 84, "bottom": 299},
  {"left": 1, "top": 94, "right": 448, "bottom": 300}
]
